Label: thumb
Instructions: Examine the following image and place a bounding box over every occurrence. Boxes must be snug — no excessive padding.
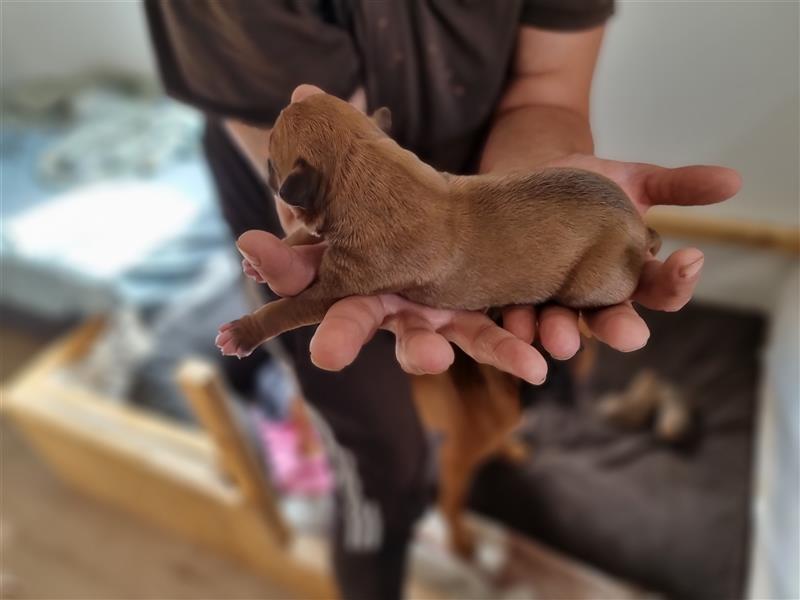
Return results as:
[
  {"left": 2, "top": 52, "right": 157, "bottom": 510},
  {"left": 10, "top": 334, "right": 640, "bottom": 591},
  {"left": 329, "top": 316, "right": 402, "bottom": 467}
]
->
[{"left": 236, "top": 230, "right": 319, "bottom": 297}]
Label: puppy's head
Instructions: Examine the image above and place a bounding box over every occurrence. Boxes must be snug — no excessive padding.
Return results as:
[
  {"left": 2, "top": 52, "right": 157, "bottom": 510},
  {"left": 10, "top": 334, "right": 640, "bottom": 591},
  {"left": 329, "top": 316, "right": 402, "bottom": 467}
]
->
[{"left": 267, "top": 87, "right": 391, "bottom": 233}]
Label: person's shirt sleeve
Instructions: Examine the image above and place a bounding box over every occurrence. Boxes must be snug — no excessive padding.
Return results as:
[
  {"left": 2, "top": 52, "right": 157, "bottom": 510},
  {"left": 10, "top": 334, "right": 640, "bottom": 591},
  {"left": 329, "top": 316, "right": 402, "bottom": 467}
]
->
[
  {"left": 143, "top": 0, "right": 361, "bottom": 126},
  {"left": 520, "top": 0, "right": 614, "bottom": 31}
]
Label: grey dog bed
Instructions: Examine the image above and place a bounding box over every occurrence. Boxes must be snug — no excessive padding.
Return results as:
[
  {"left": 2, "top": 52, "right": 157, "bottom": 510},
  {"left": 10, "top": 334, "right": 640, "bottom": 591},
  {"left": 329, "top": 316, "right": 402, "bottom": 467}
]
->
[{"left": 469, "top": 302, "right": 763, "bottom": 600}]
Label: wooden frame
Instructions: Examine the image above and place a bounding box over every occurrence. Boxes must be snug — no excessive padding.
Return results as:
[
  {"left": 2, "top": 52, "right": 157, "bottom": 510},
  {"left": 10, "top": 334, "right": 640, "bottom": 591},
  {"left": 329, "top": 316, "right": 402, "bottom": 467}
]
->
[
  {"left": 1, "top": 318, "right": 337, "bottom": 599},
  {"left": 646, "top": 210, "right": 800, "bottom": 255}
]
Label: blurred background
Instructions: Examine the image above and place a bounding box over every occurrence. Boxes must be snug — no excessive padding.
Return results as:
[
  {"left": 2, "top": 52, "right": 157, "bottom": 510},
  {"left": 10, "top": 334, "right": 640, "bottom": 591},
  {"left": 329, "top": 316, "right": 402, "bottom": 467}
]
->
[{"left": 1, "top": 1, "right": 797, "bottom": 599}]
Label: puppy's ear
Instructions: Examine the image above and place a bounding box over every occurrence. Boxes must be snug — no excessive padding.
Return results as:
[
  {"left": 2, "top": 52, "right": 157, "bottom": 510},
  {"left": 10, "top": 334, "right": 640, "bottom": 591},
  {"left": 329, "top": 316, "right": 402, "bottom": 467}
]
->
[
  {"left": 278, "top": 158, "right": 323, "bottom": 212},
  {"left": 371, "top": 106, "right": 392, "bottom": 133}
]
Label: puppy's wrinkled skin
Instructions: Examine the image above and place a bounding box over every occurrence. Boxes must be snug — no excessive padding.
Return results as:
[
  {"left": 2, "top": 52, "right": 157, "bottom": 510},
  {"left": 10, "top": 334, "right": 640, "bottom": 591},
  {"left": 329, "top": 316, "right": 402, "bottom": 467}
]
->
[{"left": 217, "top": 92, "right": 659, "bottom": 357}]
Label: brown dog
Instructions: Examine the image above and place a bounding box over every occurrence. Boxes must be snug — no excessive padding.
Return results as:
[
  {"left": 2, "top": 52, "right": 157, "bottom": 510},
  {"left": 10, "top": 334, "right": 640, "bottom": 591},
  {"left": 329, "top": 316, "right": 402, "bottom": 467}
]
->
[
  {"left": 215, "top": 91, "right": 659, "bottom": 357},
  {"left": 216, "top": 90, "right": 657, "bottom": 557}
]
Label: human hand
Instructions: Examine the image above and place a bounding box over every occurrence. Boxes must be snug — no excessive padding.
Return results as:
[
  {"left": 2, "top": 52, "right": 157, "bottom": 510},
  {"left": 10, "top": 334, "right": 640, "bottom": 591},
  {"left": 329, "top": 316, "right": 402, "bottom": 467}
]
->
[{"left": 527, "top": 153, "right": 742, "bottom": 358}]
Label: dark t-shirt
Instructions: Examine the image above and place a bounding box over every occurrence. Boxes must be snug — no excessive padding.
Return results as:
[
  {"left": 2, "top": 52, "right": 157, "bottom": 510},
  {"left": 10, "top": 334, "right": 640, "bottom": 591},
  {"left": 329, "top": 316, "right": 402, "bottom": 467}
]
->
[{"left": 145, "top": 0, "right": 613, "bottom": 173}]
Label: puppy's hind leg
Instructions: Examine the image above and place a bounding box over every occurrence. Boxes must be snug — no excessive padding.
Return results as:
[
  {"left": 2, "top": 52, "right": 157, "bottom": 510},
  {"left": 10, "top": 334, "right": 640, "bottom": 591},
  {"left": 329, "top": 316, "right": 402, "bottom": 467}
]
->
[
  {"left": 216, "top": 285, "right": 336, "bottom": 358},
  {"left": 438, "top": 447, "right": 477, "bottom": 559}
]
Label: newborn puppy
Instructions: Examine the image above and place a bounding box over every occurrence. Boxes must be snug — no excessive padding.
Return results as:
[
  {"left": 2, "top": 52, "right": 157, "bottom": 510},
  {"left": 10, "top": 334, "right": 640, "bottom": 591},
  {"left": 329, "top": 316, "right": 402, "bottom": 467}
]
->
[{"left": 216, "top": 91, "right": 659, "bottom": 358}]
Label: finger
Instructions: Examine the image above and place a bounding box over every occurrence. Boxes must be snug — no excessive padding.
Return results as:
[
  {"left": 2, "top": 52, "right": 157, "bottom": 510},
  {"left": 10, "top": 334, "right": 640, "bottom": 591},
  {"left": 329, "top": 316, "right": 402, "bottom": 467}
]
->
[
  {"left": 236, "top": 230, "right": 321, "bottom": 297},
  {"left": 390, "top": 313, "right": 455, "bottom": 375},
  {"left": 642, "top": 165, "right": 741, "bottom": 208},
  {"left": 291, "top": 84, "right": 325, "bottom": 103},
  {"left": 502, "top": 305, "right": 536, "bottom": 344},
  {"left": 309, "top": 296, "right": 387, "bottom": 371},
  {"left": 538, "top": 305, "right": 581, "bottom": 360},
  {"left": 241, "top": 258, "right": 265, "bottom": 283},
  {"left": 583, "top": 301, "right": 649, "bottom": 352},
  {"left": 633, "top": 248, "right": 704, "bottom": 312},
  {"left": 442, "top": 312, "right": 548, "bottom": 385}
]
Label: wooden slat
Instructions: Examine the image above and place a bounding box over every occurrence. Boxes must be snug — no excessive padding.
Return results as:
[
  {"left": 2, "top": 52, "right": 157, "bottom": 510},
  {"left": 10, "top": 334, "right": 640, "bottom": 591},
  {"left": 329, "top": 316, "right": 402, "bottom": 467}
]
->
[
  {"left": 177, "top": 359, "right": 291, "bottom": 546},
  {"left": 647, "top": 210, "right": 800, "bottom": 254}
]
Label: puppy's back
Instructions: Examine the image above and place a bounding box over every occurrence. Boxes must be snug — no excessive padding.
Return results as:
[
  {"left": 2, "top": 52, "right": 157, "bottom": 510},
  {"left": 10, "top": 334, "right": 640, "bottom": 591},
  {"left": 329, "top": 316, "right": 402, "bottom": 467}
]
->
[{"left": 419, "top": 168, "right": 649, "bottom": 310}]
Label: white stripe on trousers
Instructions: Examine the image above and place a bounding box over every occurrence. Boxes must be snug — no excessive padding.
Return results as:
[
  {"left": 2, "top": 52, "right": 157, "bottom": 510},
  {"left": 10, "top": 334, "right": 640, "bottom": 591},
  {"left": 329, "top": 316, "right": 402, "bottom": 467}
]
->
[{"left": 306, "top": 406, "right": 383, "bottom": 552}]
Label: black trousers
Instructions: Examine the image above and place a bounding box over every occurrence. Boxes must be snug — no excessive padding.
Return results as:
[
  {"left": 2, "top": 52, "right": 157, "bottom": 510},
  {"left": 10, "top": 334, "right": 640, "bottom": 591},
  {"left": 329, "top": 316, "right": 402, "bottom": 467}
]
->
[{"left": 203, "top": 119, "right": 432, "bottom": 600}]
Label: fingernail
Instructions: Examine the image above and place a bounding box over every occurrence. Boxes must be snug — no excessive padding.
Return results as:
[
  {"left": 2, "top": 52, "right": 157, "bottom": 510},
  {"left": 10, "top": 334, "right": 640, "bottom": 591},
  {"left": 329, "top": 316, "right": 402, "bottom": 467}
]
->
[
  {"left": 525, "top": 367, "right": 547, "bottom": 386},
  {"left": 628, "top": 339, "right": 648, "bottom": 352},
  {"left": 679, "top": 256, "right": 704, "bottom": 279},
  {"left": 237, "top": 246, "right": 260, "bottom": 267}
]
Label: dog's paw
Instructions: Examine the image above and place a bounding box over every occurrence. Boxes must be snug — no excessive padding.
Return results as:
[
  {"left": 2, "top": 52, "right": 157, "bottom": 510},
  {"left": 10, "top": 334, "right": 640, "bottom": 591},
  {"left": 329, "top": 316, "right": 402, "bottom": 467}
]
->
[
  {"left": 215, "top": 320, "right": 258, "bottom": 358},
  {"left": 500, "top": 439, "right": 530, "bottom": 464},
  {"left": 450, "top": 524, "right": 476, "bottom": 559}
]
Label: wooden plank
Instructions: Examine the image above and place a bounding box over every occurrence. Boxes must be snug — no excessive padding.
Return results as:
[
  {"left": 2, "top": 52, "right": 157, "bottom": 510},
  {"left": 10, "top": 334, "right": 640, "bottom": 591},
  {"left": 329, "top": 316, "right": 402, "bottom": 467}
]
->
[
  {"left": 2, "top": 319, "right": 212, "bottom": 457},
  {"left": 5, "top": 387, "right": 336, "bottom": 599},
  {"left": 2, "top": 419, "right": 285, "bottom": 600},
  {"left": 647, "top": 210, "right": 800, "bottom": 254},
  {"left": 177, "top": 360, "right": 290, "bottom": 546}
]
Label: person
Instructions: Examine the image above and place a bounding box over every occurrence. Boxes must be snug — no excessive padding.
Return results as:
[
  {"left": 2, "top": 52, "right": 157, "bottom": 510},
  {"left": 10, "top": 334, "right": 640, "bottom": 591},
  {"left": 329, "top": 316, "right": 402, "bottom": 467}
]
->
[{"left": 144, "top": 2, "right": 741, "bottom": 598}]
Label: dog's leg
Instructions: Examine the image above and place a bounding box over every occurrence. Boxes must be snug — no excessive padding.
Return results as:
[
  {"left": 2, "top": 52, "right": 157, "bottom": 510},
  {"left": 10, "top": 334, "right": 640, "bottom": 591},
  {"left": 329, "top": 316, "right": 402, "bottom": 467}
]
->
[
  {"left": 499, "top": 437, "right": 529, "bottom": 463},
  {"left": 289, "top": 396, "right": 321, "bottom": 456},
  {"left": 439, "top": 449, "right": 476, "bottom": 559},
  {"left": 216, "top": 282, "right": 337, "bottom": 357}
]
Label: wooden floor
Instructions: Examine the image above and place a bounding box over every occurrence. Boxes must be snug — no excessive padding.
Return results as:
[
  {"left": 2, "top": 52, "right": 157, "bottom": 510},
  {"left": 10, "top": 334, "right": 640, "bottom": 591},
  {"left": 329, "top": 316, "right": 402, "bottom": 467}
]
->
[{"left": 0, "top": 321, "right": 289, "bottom": 600}]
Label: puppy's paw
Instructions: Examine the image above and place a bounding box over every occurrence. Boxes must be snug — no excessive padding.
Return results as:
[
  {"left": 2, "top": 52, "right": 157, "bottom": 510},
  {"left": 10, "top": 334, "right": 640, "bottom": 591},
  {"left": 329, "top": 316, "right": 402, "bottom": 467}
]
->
[
  {"left": 215, "top": 319, "right": 259, "bottom": 358},
  {"left": 500, "top": 439, "right": 530, "bottom": 464},
  {"left": 450, "top": 523, "right": 476, "bottom": 559}
]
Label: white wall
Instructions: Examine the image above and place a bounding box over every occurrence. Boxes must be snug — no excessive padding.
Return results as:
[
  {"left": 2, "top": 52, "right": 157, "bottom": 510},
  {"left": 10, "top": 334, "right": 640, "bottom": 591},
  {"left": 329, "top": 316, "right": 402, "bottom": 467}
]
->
[
  {"left": 748, "top": 265, "right": 800, "bottom": 600},
  {"left": 1, "top": 0, "right": 155, "bottom": 84},
  {"left": 593, "top": 1, "right": 799, "bottom": 311},
  {"left": 595, "top": 1, "right": 799, "bottom": 226}
]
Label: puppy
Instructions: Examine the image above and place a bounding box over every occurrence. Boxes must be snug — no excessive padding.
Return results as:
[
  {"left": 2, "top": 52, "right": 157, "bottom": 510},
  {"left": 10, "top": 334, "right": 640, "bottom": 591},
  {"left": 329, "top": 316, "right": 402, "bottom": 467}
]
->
[
  {"left": 216, "top": 89, "right": 657, "bottom": 557},
  {"left": 215, "top": 91, "right": 659, "bottom": 357}
]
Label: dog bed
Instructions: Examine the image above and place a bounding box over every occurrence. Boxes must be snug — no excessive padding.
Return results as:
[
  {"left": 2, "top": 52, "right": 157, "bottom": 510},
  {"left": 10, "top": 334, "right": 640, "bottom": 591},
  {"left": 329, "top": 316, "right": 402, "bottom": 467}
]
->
[{"left": 470, "top": 302, "right": 763, "bottom": 600}]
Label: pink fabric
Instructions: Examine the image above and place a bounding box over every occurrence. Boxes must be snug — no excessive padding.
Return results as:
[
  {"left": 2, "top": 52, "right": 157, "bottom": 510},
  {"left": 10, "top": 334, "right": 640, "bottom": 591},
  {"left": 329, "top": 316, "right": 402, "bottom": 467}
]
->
[{"left": 259, "top": 418, "right": 332, "bottom": 495}]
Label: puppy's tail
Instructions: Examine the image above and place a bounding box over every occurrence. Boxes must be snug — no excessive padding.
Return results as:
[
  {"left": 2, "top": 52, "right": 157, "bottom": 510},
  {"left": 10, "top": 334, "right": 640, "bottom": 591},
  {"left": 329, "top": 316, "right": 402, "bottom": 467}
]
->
[{"left": 647, "top": 227, "right": 662, "bottom": 256}]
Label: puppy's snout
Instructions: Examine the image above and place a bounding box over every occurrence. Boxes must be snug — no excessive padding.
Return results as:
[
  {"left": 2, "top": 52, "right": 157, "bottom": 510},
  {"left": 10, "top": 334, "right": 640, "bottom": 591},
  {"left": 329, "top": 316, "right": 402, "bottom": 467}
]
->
[{"left": 291, "top": 84, "right": 325, "bottom": 104}]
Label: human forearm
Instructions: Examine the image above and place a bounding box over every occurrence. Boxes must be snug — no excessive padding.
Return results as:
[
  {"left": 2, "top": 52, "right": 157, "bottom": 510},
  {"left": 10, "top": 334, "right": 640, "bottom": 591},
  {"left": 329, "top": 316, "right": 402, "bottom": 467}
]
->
[
  {"left": 224, "top": 120, "right": 273, "bottom": 180},
  {"left": 479, "top": 24, "right": 603, "bottom": 174},
  {"left": 479, "top": 103, "right": 593, "bottom": 174}
]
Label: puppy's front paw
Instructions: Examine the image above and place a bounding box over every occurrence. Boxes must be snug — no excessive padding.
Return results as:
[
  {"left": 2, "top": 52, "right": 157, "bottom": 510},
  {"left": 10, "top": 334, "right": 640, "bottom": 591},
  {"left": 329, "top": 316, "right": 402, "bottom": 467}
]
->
[{"left": 215, "top": 319, "right": 259, "bottom": 358}]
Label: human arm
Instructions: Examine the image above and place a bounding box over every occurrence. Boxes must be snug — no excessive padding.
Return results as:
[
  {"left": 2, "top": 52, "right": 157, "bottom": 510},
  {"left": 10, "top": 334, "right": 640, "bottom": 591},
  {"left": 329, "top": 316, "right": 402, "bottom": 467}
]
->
[{"left": 477, "top": 25, "right": 740, "bottom": 358}]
